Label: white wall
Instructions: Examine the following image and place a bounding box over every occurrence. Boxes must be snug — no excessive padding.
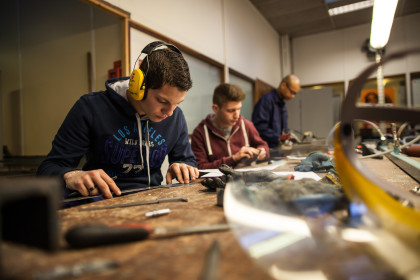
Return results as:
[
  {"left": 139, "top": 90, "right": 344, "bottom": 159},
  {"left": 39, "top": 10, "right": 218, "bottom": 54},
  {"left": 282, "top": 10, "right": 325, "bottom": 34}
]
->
[
  {"left": 292, "top": 13, "right": 420, "bottom": 87},
  {"left": 224, "top": 0, "right": 281, "bottom": 86},
  {"left": 106, "top": 0, "right": 282, "bottom": 86},
  {"left": 111, "top": 0, "right": 225, "bottom": 63}
]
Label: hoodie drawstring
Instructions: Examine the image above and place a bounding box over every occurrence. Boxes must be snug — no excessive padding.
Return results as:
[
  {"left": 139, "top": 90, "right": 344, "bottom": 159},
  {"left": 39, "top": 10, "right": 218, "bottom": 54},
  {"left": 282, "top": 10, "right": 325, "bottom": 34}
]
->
[
  {"left": 203, "top": 124, "right": 213, "bottom": 156},
  {"left": 145, "top": 121, "right": 151, "bottom": 186},
  {"left": 241, "top": 119, "right": 249, "bottom": 147},
  {"left": 204, "top": 119, "right": 249, "bottom": 157},
  {"left": 136, "top": 113, "right": 151, "bottom": 186}
]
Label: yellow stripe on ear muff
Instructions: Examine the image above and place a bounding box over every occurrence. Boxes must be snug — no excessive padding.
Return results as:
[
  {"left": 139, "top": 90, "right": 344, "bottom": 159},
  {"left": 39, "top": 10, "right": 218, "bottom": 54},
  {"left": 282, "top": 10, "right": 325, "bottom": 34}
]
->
[{"left": 128, "top": 69, "right": 146, "bottom": 101}]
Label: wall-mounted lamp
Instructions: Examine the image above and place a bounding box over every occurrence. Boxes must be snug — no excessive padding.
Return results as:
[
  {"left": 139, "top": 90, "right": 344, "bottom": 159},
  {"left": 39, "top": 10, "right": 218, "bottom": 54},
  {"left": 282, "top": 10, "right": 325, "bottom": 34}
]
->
[{"left": 369, "top": 0, "right": 399, "bottom": 49}]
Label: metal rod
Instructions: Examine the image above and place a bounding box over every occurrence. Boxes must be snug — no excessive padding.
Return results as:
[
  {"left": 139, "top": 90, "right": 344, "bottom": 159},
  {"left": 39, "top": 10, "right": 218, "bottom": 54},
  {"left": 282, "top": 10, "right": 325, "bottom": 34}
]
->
[{"left": 79, "top": 196, "right": 188, "bottom": 211}]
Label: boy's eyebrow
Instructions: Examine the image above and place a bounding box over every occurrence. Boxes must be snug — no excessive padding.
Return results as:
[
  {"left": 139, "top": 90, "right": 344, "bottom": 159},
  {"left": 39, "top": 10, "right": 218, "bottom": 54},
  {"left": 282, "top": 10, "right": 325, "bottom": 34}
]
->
[{"left": 159, "top": 96, "right": 184, "bottom": 105}]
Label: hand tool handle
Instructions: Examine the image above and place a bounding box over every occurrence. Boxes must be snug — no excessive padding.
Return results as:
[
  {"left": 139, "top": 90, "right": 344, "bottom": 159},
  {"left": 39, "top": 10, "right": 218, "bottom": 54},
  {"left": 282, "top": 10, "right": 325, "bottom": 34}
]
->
[{"left": 65, "top": 224, "right": 151, "bottom": 248}]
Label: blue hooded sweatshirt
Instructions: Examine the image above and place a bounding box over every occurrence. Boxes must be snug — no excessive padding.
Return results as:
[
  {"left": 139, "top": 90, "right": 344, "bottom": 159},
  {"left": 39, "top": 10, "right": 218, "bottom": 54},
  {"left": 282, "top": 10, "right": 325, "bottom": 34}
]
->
[{"left": 37, "top": 77, "right": 196, "bottom": 192}]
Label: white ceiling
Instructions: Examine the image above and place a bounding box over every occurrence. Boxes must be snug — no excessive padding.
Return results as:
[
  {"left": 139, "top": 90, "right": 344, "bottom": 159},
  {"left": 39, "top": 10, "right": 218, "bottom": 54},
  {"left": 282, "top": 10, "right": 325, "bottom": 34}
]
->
[{"left": 249, "top": 0, "right": 420, "bottom": 38}]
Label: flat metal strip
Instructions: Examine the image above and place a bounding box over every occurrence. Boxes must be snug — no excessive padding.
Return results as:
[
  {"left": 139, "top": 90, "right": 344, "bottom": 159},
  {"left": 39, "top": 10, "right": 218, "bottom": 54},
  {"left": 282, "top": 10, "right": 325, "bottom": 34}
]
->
[{"left": 386, "top": 152, "right": 420, "bottom": 184}]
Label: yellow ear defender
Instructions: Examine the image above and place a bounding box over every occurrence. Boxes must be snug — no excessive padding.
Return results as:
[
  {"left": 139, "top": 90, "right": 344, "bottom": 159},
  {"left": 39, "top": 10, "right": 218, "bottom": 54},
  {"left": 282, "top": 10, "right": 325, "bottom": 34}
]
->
[
  {"left": 128, "top": 68, "right": 146, "bottom": 101},
  {"left": 128, "top": 41, "right": 182, "bottom": 101}
]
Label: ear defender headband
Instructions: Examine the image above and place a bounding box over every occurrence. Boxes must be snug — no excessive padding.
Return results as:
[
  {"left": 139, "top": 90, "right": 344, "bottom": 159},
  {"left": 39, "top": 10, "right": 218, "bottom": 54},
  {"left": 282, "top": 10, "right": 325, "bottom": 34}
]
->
[{"left": 128, "top": 41, "right": 182, "bottom": 101}]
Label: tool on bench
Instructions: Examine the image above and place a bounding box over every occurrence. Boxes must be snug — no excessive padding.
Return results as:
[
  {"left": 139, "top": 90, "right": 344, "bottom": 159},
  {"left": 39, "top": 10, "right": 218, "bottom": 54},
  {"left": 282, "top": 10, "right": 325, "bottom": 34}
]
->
[
  {"left": 65, "top": 223, "right": 230, "bottom": 248},
  {"left": 145, "top": 208, "right": 171, "bottom": 218},
  {"left": 64, "top": 181, "right": 197, "bottom": 203},
  {"left": 200, "top": 240, "right": 221, "bottom": 280},
  {"left": 34, "top": 259, "right": 119, "bottom": 280},
  {"left": 79, "top": 196, "right": 187, "bottom": 211}
]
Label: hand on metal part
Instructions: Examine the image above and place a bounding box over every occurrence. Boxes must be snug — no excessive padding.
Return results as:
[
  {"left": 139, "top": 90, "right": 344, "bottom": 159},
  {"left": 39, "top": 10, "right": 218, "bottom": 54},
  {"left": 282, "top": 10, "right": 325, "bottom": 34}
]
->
[
  {"left": 233, "top": 146, "right": 264, "bottom": 164},
  {"left": 166, "top": 163, "right": 199, "bottom": 184},
  {"left": 256, "top": 148, "right": 267, "bottom": 161},
  {"left": 64, "top": 169, "right": 121, "bottom": 199}
]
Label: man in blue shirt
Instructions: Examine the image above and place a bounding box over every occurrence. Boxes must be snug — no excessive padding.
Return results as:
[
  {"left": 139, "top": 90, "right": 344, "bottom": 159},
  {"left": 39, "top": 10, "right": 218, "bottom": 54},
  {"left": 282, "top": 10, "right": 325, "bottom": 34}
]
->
[{"left": 252, "top": 74, "right": 301, "bottom": 149}]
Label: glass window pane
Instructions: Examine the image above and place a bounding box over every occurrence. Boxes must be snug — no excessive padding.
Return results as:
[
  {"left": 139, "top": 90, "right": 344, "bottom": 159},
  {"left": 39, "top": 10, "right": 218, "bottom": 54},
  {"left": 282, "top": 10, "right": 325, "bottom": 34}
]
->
[
  {"left": 229, "top": 74, "right": 254, "bottom": 121},
  {"left": 180, "top": 54, "right": 222, "bottom": 134}
]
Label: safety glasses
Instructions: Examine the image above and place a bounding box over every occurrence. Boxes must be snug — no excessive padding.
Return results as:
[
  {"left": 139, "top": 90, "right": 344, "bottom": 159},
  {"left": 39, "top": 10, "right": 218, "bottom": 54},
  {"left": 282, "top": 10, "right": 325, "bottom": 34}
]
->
[{"left": 285, "top": 82, "right": 298, "bottom": 95}]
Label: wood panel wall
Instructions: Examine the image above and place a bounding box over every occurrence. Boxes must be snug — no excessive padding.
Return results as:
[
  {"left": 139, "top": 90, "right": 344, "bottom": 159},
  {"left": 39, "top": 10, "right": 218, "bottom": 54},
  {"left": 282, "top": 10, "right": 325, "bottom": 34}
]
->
[{"left": 254, "top": 79, "right": 275, "bottom": 105}]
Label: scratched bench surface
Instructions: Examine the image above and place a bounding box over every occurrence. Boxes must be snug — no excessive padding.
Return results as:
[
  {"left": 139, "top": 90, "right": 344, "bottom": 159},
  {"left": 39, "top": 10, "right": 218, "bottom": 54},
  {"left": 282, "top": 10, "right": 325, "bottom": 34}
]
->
[
  {"left": 2, "top": 156, "right": 419, "bottom": 279},
  {"left": 354, "top": 155, "right": 420, "bottom": 210},
  {"left": 1, "top": 183, "right": 272, "bottom": 280}
]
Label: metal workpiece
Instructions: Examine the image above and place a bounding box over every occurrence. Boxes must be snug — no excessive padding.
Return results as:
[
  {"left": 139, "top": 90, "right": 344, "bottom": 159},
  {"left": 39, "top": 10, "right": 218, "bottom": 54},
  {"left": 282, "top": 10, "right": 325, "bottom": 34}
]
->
[
  {"left": 391, "top": 123, "right": 401, "bottom": 153},
  {"left": 145, "top": 208, "right": 171, "bottom": 218},
  {"left": 64, "top": 181, "right": 197, "bottom": 203},
  {"left": 0, "top": 177, "right": 62, "bottom": 252},
  {"left": 152, "top": 224, "right": 230, "bottom": 236}
]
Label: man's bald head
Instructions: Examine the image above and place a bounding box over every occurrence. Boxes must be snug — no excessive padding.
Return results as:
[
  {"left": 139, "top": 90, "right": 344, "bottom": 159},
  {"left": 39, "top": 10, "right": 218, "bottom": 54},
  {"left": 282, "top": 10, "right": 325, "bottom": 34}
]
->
[{"left": 278, "top": 74, "right": 301, "bottom": 100}]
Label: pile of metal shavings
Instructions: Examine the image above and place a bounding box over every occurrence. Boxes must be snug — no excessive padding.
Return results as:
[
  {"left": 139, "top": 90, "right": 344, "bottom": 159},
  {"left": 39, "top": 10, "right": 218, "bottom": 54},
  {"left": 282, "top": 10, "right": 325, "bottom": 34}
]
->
[
  {"left": 230, "top": 178, "right": 349, "bottom": 217},
  {"left": 410, "top": 186, "right": 420, "bottom": 196}
]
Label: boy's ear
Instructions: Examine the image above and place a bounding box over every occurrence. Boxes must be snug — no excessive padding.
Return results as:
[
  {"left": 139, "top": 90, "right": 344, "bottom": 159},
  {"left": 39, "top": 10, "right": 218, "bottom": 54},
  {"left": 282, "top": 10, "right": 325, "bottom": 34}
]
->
[{"left": 212, "top": 104, "right": 219, "bottom": 113}]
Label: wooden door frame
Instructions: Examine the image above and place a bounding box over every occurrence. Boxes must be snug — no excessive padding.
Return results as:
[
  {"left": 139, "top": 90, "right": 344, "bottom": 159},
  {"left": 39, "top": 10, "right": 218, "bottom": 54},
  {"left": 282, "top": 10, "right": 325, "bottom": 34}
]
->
[{"left": 79, "top": 0, "right": 130, "bottom": 76}]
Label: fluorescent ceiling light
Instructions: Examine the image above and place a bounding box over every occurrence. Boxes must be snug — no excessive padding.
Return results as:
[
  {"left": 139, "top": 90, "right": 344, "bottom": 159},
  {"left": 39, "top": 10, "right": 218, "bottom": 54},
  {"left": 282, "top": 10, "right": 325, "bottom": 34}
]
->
[
  {"left": 369, "top": 0, "right": 399, "bottom": 49},
  {"left": 328, "top": 0, "right": 374, "bottom": 16}
]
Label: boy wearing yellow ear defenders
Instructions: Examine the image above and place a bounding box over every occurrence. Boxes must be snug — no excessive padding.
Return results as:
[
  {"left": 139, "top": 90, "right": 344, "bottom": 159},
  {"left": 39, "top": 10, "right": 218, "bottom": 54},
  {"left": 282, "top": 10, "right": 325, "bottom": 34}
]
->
[{"left": 37, "top": 41, "right": 199, "bottom": 203}]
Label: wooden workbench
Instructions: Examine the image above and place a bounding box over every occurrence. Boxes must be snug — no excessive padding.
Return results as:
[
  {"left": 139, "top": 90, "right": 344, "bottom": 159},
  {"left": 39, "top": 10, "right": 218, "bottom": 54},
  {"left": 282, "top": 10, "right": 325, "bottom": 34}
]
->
[
  {"left": 2, "top": 181, "right": 273, "bottom": 279},
  {"left": 1, "top": 155, "right": 419, "bottom": 279}
]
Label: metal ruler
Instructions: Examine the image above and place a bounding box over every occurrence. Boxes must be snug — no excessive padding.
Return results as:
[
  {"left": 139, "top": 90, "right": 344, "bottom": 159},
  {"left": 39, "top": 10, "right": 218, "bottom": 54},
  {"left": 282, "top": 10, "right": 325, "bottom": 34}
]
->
[{"left": 63, "top": 182, "right": 197, "bottom": 203}]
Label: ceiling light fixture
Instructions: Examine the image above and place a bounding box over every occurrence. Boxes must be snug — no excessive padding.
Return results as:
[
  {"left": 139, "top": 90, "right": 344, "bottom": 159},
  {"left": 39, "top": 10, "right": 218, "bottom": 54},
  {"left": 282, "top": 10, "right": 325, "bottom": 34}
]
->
[
  {"left": 369, "top": 0, "right": 399, "bottom": 49},
  {"left": 328, "top": 0, "right": 374, "bottom": 16}
]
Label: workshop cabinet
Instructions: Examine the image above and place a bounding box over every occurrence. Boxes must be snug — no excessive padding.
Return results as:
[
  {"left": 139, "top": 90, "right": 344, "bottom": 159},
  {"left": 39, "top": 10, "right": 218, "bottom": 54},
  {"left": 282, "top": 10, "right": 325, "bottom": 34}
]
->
[{"left": 286, "top": 87, "right": 336, "bottom": 138}]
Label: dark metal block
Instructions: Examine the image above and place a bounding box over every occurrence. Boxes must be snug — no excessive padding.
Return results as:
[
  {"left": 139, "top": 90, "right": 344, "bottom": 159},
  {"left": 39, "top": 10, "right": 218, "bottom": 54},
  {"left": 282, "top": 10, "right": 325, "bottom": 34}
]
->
[{"left": 0, "top": 177, "right": 62, "bottom": 252}]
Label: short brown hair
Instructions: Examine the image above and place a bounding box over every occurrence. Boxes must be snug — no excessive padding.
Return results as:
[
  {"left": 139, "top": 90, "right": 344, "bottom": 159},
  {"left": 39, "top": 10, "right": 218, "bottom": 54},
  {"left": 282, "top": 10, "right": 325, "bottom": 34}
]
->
[
  {"left": 213, "top": 83, "right": 245, "bottom": 107},
  {"left": 140, "top": 48, "right": 192, "bottom": 92}
]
